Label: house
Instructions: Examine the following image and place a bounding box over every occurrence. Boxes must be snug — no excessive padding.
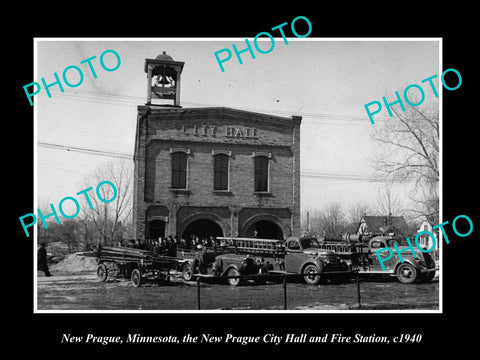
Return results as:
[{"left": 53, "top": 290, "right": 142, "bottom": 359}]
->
[
  {"left": 357, "top": 214, "right": 410, "bottom": 238},
  {"left": 417, "top": 220, "right": 437, "bottom": 250}
]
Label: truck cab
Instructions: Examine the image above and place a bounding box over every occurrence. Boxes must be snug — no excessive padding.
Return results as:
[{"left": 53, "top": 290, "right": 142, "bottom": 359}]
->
[{"left": 282, "top": 237, "right": 350, "bottom": 285}]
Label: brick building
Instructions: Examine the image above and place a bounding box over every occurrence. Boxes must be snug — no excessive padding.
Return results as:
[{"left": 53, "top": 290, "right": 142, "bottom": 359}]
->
[{"left": 133, "top": 52, "right": 301, "bottom": 241}]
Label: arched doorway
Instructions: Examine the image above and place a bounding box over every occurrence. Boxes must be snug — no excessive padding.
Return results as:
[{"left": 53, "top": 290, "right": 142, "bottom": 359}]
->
[
  {"left": 148, "top": 219, "right": 166, "bottom": 240},
  {"left": 182, "top": 219, "right": 224, "bottom": 240},
  {"left": 244, "top": 220, "right": 284, "bottom": 240}
]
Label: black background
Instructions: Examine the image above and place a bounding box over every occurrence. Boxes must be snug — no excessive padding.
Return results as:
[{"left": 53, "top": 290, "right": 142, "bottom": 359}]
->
[{"left": 9, "top": 5, "right": 477, "bottom": 355}]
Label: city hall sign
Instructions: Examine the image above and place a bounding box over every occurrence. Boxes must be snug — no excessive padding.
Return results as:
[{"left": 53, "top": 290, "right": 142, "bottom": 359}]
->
[{"left": 182, "top": 124, "right": 258, "bottom": 139}]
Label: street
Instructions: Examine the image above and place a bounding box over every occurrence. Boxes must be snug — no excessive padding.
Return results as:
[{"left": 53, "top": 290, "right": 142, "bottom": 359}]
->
[{"left": 36, "top": 271, "right": 439, "bottom": 311}]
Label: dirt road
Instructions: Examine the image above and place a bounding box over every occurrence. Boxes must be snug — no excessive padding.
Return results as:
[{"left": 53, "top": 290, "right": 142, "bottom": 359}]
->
[{"left": 36, "top": 271, "right": 439, "bottom": 311}]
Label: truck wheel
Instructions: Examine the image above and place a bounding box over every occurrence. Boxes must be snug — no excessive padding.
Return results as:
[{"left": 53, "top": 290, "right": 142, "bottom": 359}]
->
[
  {"left": 396, "top": 263, "right": 417, "bottom": 284},
  {"left": 131, "top": 268, "right": 142, "bottom": 287},
  {"left": 227, "top": 268, "right": 242, "bottom": 286},
  {"left": 303, "top": 264, "right": 321, "bottom": 285},
  {"left": 97, "top": 264, "right": 108, "bottom": 282},
  {"left": 182, "top": 263, "right": 194, "bottom": 281}
]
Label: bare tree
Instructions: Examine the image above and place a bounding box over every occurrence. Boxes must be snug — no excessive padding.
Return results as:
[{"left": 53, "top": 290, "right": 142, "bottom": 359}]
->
[
  {"left": 309, "top": 202, "right": 346, "bottom": 240},
  {"left": 80, "top": 160, "right": 133, "bottom": 245},
  {"left": 300, "top": 210, "right": 313, "bottom": 236},
  {"left": 36, "top": 198, "right": 51, "bottom": 243},
  {"left": 375, "top": 186, "right": 404, "bottom": 217},
  {"left": 405, "top": 185, "right": 439, "bottom": 225},
  {"left": 346, "top": 202, "right": 370, "bottom": 233},
  {"left": 61, "top": 219, "right": 83, "bottom": 253},
  {"left": 371, "top": 96, "right": 439, "bottom": 222}
]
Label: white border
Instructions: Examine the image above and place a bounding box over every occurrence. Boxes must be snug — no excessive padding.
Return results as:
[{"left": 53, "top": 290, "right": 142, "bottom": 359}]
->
[
  {"left": 33, "top": 37, "right": 442, "bottom": 314},
  {"left": 34, "top": 39, "right": 39, "bottom": 311}
]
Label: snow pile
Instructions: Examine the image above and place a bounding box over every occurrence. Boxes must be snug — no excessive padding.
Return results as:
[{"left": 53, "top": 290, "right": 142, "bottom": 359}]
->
[{"left": 50, "top": 253, "right": 98, "bottom": 272}]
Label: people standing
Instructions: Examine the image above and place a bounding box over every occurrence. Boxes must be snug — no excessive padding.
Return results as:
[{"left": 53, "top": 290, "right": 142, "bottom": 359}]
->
[{"left": 38, "top": 242, "right": 52, "bottom": 277}]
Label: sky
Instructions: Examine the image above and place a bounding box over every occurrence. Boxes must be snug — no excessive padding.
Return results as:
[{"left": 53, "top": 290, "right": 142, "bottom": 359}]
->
[{"left": 34, "top": 38, "right": 440, "bottom": 219}]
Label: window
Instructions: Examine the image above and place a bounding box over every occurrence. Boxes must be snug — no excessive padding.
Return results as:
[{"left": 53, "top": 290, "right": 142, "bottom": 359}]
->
[
  {"left": 254, "top": 155, "right": 269, "bottom": 192},
  {"left": 214, "top": 154, "right": 229, "bottom": 190},
  {"left": 171, "top": 152, "right": 187, "bottom": 189},
  {"left": 287, "top": 241, "right": 300, "bottom": 250},
  {"left": 386, "top": 239, "right": 400, "bottom": 248},
  {"left": 300, "top": 238, "right": 320, "bottom": 249},
  {"left": 371, "top": 240, "right": 387, "bottom": 249}
]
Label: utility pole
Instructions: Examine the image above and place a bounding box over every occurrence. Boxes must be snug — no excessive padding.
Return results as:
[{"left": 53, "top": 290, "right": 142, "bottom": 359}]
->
[
  {"left": 306, "top": 211, "right": 310, "bottom": 233},
  {"left": 84, "top": 221, "right": 88, "bottom": 250},
  {"left": 103, "top": 204, "right": 108, "bottom": 245}
]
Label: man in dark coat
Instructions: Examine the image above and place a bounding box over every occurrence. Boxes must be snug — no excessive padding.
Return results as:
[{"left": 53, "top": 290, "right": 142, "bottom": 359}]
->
[{"left": 38, "top": 242, "right": 52, "bottom": 277}]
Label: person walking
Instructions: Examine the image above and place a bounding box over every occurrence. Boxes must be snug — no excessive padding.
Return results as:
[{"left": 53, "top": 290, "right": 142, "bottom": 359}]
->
[{"left": 38, "top": 242, "right": 52, "bottom": 277}]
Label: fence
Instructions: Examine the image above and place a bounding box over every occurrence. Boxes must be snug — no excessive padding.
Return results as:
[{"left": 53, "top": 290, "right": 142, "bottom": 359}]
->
[{"left": 194, "top": 270, "right": 361, "bottom": 310}]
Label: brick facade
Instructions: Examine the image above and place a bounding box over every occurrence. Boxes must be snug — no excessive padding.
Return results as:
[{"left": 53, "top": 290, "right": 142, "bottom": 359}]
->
[{"left": 133, "top": 106, "right": 301, "bottom": 240}]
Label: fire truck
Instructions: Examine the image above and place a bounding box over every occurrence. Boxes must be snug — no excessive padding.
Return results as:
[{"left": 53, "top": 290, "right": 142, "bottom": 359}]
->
[
  {"left": 179, "top": 236, "right": 351, "bottom": 285},
  {"left": 318, "top": 234, "right": 436, "bottom": 284}
]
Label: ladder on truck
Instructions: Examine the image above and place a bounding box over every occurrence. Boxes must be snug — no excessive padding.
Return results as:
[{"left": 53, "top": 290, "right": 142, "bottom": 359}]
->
[
  {"left": 216, "top": 237, "right": 285, "bottom": 257},
  {"left": 319, "top": 242, "right": 367, "bottom": 257}
]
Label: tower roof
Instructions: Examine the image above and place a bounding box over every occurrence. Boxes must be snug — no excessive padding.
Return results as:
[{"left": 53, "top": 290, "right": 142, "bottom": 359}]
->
[{"left": 155, "top": 51, "right": 174, "bottom": 61}]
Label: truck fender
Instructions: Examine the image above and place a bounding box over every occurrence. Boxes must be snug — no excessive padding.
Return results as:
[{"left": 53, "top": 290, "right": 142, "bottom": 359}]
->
[
  {"left": 222, "top": 264, "right": 240, "bottom": 277},
  {"left": 301, "top": 260, "right": 324, "bottom": 274},
  {"left": 394, "top": 259, "right": 418, "bottom": 273},
  {"left": 182, "top": 259, "right": 199, "bottom": 274},
  {"left": 181, "top": 259, "right": 194, "bottom": 270}
]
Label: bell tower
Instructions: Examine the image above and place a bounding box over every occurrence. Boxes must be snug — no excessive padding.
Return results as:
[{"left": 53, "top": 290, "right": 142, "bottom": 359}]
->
[{"left": 144, "top": 51, "right": 184, "bottom": 106}]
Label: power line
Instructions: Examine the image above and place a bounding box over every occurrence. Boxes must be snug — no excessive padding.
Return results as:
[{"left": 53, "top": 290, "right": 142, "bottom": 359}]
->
[
  {"left": 38, "top": 141, "right": 133, "bottom": 160},
  {"left": 301, "top": 171, "right": 379, "bottom": 182},
  {"left": 42, "top": 89, "right": 388, "bottom": 125},
  {"left": 38, "top": 141, "right": 417, "bottom": 183}
]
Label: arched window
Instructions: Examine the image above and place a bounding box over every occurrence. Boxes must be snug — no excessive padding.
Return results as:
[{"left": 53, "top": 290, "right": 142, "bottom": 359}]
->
[
  {"left": 171, "top": 151, "right": 187, "bottom": 189},
  {"left": 213, "top": 153, "right": 229, "bottom": 190},
  {"left": 254, "top": 155, "right": 269, "bottom": 192}
]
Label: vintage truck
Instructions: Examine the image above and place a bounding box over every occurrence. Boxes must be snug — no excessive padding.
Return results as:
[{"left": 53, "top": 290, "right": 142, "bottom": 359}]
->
[
  {"left": 319, "top": 234, "right": 437, "bottom": 284},
  {"left": 274, "top": 236, "right": 351, "bottom": 285},
  {"left": 179, "top": 236, "right": 350, "bottom": 285},
  {"left": 179, "top": 246, "right": 269, "bottom": 286}
]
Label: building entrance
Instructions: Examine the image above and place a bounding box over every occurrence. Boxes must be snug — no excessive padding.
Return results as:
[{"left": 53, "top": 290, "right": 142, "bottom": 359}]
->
[
  {"left": 181, "top": 219, "right": 224, "bottom": 240},
  {"left": 147, "top": 219, "right": 166, "bottom": 240},
  {"left": 245, "top": 220, "right": 284, "bottom": 240}
]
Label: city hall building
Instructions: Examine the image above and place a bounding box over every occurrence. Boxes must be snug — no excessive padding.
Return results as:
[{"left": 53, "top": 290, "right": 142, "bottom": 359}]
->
[{"left": 133, "top": 52, "right": 301, "bottom": 241}]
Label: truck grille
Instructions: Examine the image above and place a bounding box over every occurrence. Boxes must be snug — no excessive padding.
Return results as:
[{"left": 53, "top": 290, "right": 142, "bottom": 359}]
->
[{"left": 324, "top": 254, "right": 342, "bottom": 271}]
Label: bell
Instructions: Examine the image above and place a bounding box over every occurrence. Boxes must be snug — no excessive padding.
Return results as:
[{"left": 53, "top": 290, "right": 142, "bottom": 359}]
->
[{"left": 157, "top": 75, "right": 170, "bottom": 86}]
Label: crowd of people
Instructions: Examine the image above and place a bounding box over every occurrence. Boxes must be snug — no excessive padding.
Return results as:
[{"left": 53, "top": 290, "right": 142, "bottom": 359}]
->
[{"left": 123, "top": 234, "right": 222, "bottom": 257}]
